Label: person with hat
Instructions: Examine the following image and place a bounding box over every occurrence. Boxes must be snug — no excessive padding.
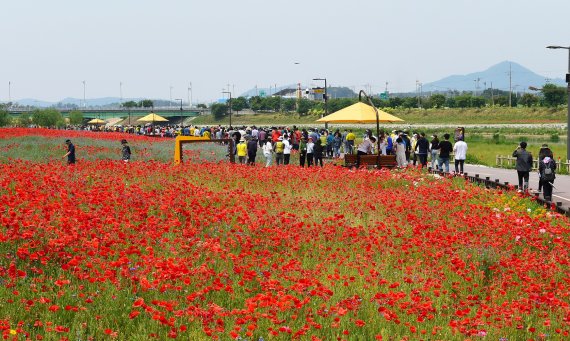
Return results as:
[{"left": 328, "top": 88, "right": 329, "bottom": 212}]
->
[
  {"left": 273, "top": 136, "right": 285, "bottom": 165},
  {"left": 539, "top": 156, "right": 557, "bottom": 201},
  {"left": 237, "top": 137, "right": 248, "bottom": 164},
  {"left": 62, "top": 139, "right": 76, "bottom": 165},
  {"left": 537, "top": 143, "right": 554, "bottom": 193},
  {"left": 121, "top": 139, "right": 131, "bottom": 162}
]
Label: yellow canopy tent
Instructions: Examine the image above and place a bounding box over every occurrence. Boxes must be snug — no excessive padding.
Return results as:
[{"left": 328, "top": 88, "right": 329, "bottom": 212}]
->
[
  {"left": 316, "top": 102, "right": 403, "bottom": 124},
  {"left": 137, "top": 113, "right": 169, "bottom": 123},
  {"left": 87, "top": 118, "right": 106, "bottom": 124}
]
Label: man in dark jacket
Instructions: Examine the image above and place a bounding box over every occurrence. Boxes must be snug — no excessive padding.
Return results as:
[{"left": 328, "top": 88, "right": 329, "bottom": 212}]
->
[
  {"left": 512, "top": 141, "right": 533, "bottom": 192},
  {"left": 415, "top": 132, "right": 430, "bottom": 168},
  {"left": 247, "top": 137, "right": 258, "bottom": 165}
]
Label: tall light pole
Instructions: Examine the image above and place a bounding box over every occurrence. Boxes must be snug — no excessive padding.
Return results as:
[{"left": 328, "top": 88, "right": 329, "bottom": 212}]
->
[
  {"left": 8, "top": 81, "right": 11, "bottom": 104},
  {"left": 188, "top": 82, "right": 192, "bottom": 108},
  {"left": 120, "top": 82, "right": 123, "bottom": 106},
  {"left": 222, "top": 91, "right": 232, "bottom": 128},
  {"left": 169, "top": 86, "right": 173, "bottom": 109},
  {"left": 547, "top": 45, "right": 570, "bottom": 160},
  {"left": 175, "top": 98, "right": 183, "bottom": 124},
  {"left": 312, "top": 77, "right": 327, "bottom": 118},
  {"left": 82, "top": 81, "right": 86, "bottom": 108}
]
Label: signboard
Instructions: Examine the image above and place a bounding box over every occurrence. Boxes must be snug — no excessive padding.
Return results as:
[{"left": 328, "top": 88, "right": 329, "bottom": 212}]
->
[
  {"left": 380, "top": 92, "right": 389, "bottom": 100},
  {"left": 312, "top": 87, "right": 325, "bottom": 94},
  {"left": 259, "top": 90, "right": 266, "bottom": 97}
]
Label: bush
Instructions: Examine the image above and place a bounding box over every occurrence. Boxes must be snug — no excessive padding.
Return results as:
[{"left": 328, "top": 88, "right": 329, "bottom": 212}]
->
[
  {"left": 0, "top": 109, "right": 11, "bottom": 127},
  {"left": 550, "top": 133, "right": 560, "bottom": 143}
]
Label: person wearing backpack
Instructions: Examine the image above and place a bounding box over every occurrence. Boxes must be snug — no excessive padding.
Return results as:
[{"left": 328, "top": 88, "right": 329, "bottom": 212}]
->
[{"left": 539, "top": 156, "right": 556, "bottom": 202}]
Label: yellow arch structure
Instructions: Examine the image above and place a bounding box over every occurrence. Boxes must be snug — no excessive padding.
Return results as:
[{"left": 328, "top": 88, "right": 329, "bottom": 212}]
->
[{"left": 174, "top": 136, "right": 235, "bottom": 164}]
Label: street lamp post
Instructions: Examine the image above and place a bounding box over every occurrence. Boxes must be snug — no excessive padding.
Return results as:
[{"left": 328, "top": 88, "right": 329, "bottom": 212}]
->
[
  {"left": 175, "top": 98, "right": 183, "bottom": 124},
  {"left": 547, "top": 45, "right": 570, "bottom": 160},
  {"left": 222, "top": 91, "right": 232, "bottom": 128},
  {"left": 312, "top": 77, "right": 327, "bottom": 116},
  {"left": 82, "top": 81, "right": 86, "bottom": 108}
]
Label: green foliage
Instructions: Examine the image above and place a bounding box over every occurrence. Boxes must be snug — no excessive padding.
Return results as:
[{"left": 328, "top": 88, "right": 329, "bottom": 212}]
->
[
  {"left": 231, "top": 97, "right": 248, "bottom": 113},
  {"left": 550, "top": 133, "right": 560, "bottom": 143},
  {"left": 281, "top": 98, "right": 296, "bottom": 112},
  {"left": 68, "top": 110, "right": 84, "bottom": 125},
  {"left": 249, "top": 96, "right": 264, "bottom": 112},
  {"left": 296, "top": 99, "right": 313, "bottom": 115},
  {"left": 122, "top": 101, "right": 138, "bottom": 108},
  {"left": 197, "top": 103, "right": 207, "bottom": 109},
  {"left": 139, "top": 99, "right": 154, "bottom": 108},
  {"left": 430, "top": 94, "right": 446, "bottom": 108},
  {"left": 541, "top": 83, "right": 567, "bottom": 107},
  {"left": 31, "top": 109, "right": 64, "bottom": 127},
  {"left": 211, "top": 103, "right": 228, "bottom": 120},
  {"left": 0, "top": 109, "right": 11, "bottom": 126},
  {"left": 15, "top": 112, "right": 31, "bottom": 127},
  {"left": 519, "top": 93, "right": 540, "bottom": 107}
]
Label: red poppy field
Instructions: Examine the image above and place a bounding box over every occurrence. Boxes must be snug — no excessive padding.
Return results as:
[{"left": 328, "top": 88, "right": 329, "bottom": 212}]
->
[{"left": 1, "top": 128, "right": 570, "bottom": 340}]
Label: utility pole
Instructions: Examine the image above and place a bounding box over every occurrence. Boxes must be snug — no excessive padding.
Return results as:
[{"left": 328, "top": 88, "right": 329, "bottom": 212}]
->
[
  {"left": 169, "top": 86, "right": 173, "bottom": 109},
  {"left": 490, "top": 82, "right": 495, "bottom": 107},
  {"left": 120, "top": 82, "right": 123, "bottom": 107},
  {"left": 83, "top": 81, "right": 86, "bottom": 108},
  {"left": 188, "top": 82, "right": 192, "bottom": 108},
  {"left": 8, "top": 81, "right": 11, "bottom": 104},
  {"left": 508, "top": 63, "right": 512, "bottom": 107}
]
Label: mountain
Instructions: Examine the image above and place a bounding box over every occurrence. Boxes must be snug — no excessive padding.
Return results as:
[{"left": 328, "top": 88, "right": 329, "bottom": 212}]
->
[{"left": 422, "top": 61, "right": 566, "bottom": 93}]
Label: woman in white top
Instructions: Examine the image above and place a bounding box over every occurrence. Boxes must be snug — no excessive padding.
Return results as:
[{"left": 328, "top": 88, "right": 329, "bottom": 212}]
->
[
  {"left": 453, "top": 138, "right": 468, "bottom": 174},
  {"left": 262, "top": 138, "right": 273, "bottom": 167},
  {"left": 283, "top": 135, "right": 293, "bottom": 165}
]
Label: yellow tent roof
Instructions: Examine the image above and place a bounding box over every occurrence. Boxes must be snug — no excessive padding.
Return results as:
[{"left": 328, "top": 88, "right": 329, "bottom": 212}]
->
[
  {"left": 87, "top": 118, "right": 106, "bottom": 124},
  {"left": 316, "top": 102, "right": 403, "bottom": 123},
  {"left": 137, "top": 113, "right": 169, "bottom": 122}
]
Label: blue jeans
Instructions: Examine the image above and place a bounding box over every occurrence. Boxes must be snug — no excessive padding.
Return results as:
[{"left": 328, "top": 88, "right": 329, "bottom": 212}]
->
[
  {"left": 438, "top": 157, "right": 450, "bottom": 173},
  {"left": 431, "top": 150, "right": 438, "bottom": 169}
]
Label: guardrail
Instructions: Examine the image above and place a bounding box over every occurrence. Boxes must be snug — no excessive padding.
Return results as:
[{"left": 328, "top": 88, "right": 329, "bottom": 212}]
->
[
  {"left": 428, "top": 168, "right": 570, "bottom": 217},
  {"left": 496, "top": 155, "right": 570, "bottom": 173}
]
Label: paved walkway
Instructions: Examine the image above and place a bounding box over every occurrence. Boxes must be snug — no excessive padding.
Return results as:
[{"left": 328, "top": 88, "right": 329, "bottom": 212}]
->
[{"left": 462, "top": 164, "right": 570, "bottom": 211}]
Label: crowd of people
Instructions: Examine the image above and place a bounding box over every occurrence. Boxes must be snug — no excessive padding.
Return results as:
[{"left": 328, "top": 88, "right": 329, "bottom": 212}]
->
[{"left": 512, "top": 142, "right": 557, "bottom": 201}]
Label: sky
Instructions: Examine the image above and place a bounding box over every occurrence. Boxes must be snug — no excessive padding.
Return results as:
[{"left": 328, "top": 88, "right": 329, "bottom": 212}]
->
[{"left": 1, "top": 0, "right": 569, "bottom": 103}]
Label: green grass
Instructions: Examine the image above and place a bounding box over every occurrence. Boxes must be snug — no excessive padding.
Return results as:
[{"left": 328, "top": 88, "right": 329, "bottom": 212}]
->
[{"left": 190, "top": 107, "right": 568, "bottom": 125}]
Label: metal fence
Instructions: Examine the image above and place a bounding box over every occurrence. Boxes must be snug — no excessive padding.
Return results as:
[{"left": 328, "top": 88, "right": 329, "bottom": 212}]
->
[{"left": 496, "top": 155, "right": 570, "bottom": 174}]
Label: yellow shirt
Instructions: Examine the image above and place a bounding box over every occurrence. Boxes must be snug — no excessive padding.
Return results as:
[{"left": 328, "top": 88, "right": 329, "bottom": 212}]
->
[
  {"left": 274, "top": 141, "right": 284, "bottom": 153},
  {"left": 203, "top": 131, "right": 211, "bottom": 139},
  {"left": 346, "top": 132, "right": 356, "bottom": 141},
  {"left": 237, "top": 142, "right": 247, "bottom": 156}
]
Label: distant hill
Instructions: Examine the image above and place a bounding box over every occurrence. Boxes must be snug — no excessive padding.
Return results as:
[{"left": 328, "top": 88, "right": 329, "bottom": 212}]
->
[{"left": 422, "top": 61, "right": 566, "bottom": 93}]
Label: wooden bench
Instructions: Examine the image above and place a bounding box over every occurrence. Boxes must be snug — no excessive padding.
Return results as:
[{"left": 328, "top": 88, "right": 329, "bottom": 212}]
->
[{"left": 344, "top": 154, "right": 397, "bottom": 169}]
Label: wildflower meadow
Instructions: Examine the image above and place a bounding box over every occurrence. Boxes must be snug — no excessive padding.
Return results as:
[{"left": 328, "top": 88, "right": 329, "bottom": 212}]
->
[{"left": 1, "top": 128, "right": 569, "bottom": 340}]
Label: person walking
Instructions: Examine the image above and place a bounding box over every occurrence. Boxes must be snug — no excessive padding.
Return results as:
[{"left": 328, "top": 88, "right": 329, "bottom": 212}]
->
[
  {"left": 437, "top": 133, "right": 453, "bottom": 173},
  {"left": 394, "top": 137, "right": 407, "bottom": 168},
  {"left": 453, "top": 137, "right": 468, "bottom": 174},
  {"left": 415, "top": 132, "right": 429, "bottom": 168},
  {"left": 299, "top": 136, "right": 307, "bottom": 167},
  {"left": 333, "top": 132, "right": 342, "bottom": 158},
  {"left": 274, "top": 136, "right": 285, "bottom": 166},
  {"left": 512, "top": 141, "right": 533, "bottom": 192},
  {"left": 345, "top": 130, "right": 356, "bottom": 154},
  {"left": 262, "top": 137, "right": 273, "bottom": 167},
  {"left": 313, "top": 139, "right": 324, "bottom": 167},
  {"left": 63, "top": 139, "right": 76, "bottom": 165},
  {"left": 538, "top": 156, "right": 556, "bottom": 202},
  {"left": 121, "top": 139, "right": 131, "bottom": 162},
  {"left": 237, "top": 137, "right": 248, "bottom": 164},
  {"left": 283, "top": 134, "right": 292, "bottom": 165},
  {"left": 429, "top": 135, "right": 439, "bottom": 170},
  {"left": 247, "top": 137, "right": 258, "bottom": 165},
  {"left": 306, "top": 137, "right": 314, "bottom": 167},
  {"left": 537, "top": 143, "right": 554, "bottom": 193}
]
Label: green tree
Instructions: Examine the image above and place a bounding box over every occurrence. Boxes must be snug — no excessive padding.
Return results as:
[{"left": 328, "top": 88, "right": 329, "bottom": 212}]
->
[
  {"left": 68, "top": 110, "right": 84, "bottom": 125},
  {"left": 139, "top": 99, "right": 154, "bottom": 108},
  {"left": 402, "top": 97, "right": 418, "bottom": 108},
  {"left": 197, "top": 103, "right": 207, "bottom": 109},
  {"left": 519, "top": 93, "right": 540, "bottom": 107},
  {"left": 471, "top": 96, "right": 486, "bottom": 108},
  {"left": 445, "top": 97, "right": 456, "bottom": 108},
  {"left": 16, "top": 112, "right": 31, "bottom": 126},
  {"left": 541, "top": 83, "right": 567, "bottom": 107},
  {"left": 455, "top": 94, "right": 472, "bottom": 108},
  {"left": 296, "top": 99, "right": 314, "bottom": 115},
  {"left": 388, "top": 97, "right": 403, "bottom": 108},
  {"left": 281, "top": 98, "right": 296, "bottom": 112},
  {"left": 210, "top": 103, "right": 227, "bottom": 120},
  {"left": 265, "top": 96, "right": 281, "bottom": 112},
  {"left": 32, "top": 109, "right": 64, "bottom": 127},
  {"left": 0, "top": 109, "right": 11, "bottom": 126},
  {"left": 231, "top": 97, "right": 248, "bottom": 113},
  {"left": 249, "top": 96, "right": 264, "bottom": 112},
  {"left": 122, "top": 101, "right": 139, "bottom": 108},
  {"left": 430, "top": 94, "right": 446, "bottom": 108}
]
